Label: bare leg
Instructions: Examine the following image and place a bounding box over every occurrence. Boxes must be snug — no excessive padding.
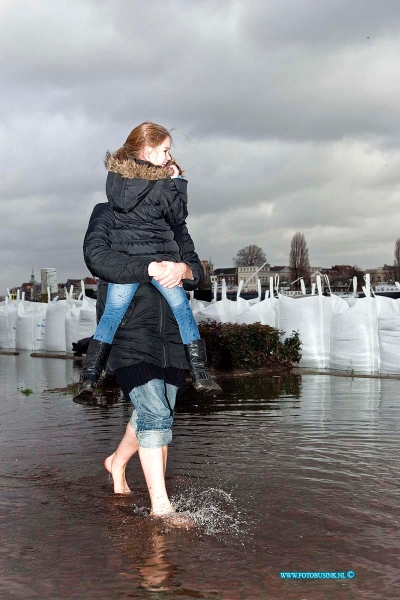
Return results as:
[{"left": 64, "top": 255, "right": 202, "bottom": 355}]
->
[
  {"left": 138, "top": 445, "right": 174, "bottom": 515},
  {"left": 104, "top": 422, "right": 139, "bottom": 494}
]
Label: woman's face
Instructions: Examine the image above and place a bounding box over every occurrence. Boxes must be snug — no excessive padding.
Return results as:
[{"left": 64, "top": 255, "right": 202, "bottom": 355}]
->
[{"left": 145, "top": 136, "right": 172, "bottom": 167}]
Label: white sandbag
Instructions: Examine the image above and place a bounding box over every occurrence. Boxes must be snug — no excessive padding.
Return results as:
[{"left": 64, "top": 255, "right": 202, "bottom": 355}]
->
[
  {"left": 237, "top": 293, "right": 278, "bottom": 327},
  {"left": 0, "top": 299, "right": 17, "bottom": 348},
  {"left": 330, "top": 293, "right": 379, "bottom": 373},
  {"left": 16, "top": 303, "right": 34, "bottom": 350},
  {"left": 44, "top": 300, "right": 67, "bottom": 352},
  {"left": 189, "top": 291, "right": 206, "bottom": 321},
  {"left": 278, "top": 295, "right": 330, "bottom": 369},
  {"left": 16, "top": 302, "right": 46, "bottom": 350},
  {"left": 191, "top": 280, "right": 218, "bottom": 321},
  {"left": 195, "top": 280, "right": 250, "bottom": 324},
  {"left": 32, "top": 304, "right": 47, "bottom": 351},
  {"left": 376, "top": 296, "right": 400, "bottom": 374},
  {"left": 279, "top": 276, "right": 348, "bottom": 369},
  {"left": 237, "top": 278, "right": 278, "bottom": 327},
  {"left": 247, "top": 279, "right": 262, "bottom": 305},
  {"left": 64, "top": 286, "right": 84, "bottom": 351},
  {"left": 76, "top": 296, "right": 97, "bottom": 340},
  {"left": 65, "top": 303, "right": 81, "bottom": 353}
]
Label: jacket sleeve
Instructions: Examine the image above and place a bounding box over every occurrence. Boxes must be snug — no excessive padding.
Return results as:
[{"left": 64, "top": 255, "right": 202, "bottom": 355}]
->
[
  {"left": 180, "top": 223, "right": 204, "bottom": 291},
  {"left": 163, "top": 178, "right": 189, "bottom": 226},
  {"left": 83, "top": 203, "right": 153, "bottom": 284}
]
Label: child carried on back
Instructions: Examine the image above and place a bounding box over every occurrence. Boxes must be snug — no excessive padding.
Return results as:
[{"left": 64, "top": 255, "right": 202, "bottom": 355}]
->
[{"left": 74, "top": 121, "right": 221, "bottom": 403}]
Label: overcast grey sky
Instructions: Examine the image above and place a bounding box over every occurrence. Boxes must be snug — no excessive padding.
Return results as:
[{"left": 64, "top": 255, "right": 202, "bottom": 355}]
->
[{"left": 1, "top": 0, "right": 400, "bottom": 294}]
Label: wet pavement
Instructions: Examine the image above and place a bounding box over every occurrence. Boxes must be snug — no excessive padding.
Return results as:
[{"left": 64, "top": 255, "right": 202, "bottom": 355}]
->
[{"left": 1, "top": 352, "right": 400, "bottom": 599}]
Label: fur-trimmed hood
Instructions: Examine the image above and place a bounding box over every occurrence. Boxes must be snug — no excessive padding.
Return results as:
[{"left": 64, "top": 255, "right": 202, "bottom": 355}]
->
[
  {"left": 105, "top": 151, "right": 171, "bottom": 180},
  {"left": 104, "top": 151, "right": 174, "bottom": 213}
]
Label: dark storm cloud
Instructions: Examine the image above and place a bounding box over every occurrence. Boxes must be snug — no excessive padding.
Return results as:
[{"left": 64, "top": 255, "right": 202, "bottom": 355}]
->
[{"left": 1, "top": 0, "right": 400, "bottom": 293}]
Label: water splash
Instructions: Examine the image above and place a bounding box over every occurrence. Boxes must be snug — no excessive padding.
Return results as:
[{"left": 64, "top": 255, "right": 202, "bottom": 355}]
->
[
  {"left": 131, "top": 504, "right": 151, "bottom": 517},
  {"left": 171, "top": 487, "right": 245, "bottom": 536}
]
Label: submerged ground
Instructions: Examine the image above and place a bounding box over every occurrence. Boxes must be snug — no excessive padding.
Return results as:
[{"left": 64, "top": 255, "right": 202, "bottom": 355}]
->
[{"left": 1, "top": 352, "right": 399, "bottom": 599}]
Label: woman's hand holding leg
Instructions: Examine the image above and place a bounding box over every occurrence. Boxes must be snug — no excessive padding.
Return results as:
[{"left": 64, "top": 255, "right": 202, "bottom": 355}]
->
[{"left": 152, "top": 261, "right": 192, "bottom": 289}]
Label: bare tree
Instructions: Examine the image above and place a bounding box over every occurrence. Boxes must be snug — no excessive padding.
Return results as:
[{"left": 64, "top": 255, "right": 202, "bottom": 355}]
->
[
  {"left": 394, "top": 238, "right": 400, "bottom": 282},
  {"left": 289, "top": 232, "right": 310, "bottom": 288},
  {"left": 233, "top": 245, "right": 267, "bottom": 267}
]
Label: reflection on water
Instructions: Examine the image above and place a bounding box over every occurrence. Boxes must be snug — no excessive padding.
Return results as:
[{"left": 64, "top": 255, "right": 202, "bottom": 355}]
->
[{"left": 1, "top": 352, "right": 400, "bottom": 599}]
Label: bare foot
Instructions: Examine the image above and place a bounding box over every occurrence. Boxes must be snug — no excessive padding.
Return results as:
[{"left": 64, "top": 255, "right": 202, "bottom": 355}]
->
[
  {"left": 150, "top": 499, "right": 174, "bottom": 517},
  {"left": 159, "top": 511, "right": 196, "bottom": 529},
  {"left": 104, "top": 453, "right": 131, "bottom": 494}
]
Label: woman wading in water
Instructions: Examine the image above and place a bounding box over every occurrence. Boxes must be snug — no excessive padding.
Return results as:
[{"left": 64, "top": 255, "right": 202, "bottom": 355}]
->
[{"left": 81, "top": 122, "right": 218, "bottom": 516}]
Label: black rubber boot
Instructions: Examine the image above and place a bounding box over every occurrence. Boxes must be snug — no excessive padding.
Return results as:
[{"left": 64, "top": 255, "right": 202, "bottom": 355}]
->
[
  {"left": 185, "top": 339, "right": 222, "bottom": 395},
  {"left": 73, "top": 339, "right": 111, "bottom": 405}
]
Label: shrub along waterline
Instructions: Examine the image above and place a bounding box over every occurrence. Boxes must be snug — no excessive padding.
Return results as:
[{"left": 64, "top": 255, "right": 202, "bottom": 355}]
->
[{"left": 198, "top": 321, "right": 301, "bottom": 372}]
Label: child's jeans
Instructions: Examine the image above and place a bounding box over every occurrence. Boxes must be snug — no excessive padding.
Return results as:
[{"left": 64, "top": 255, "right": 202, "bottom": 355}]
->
[{"left": 94, "top": 280, "right": 200, "bottom": 345}]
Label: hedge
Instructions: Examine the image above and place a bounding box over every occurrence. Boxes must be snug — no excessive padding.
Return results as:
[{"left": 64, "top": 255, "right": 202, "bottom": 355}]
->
[{"left": 198, "top": 321, "right": 301, "bottom": 371}]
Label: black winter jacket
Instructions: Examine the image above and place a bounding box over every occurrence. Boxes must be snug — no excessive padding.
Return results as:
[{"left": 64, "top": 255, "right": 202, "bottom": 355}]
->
[
  {"left": 102, "top": 152, "right": 188, "bottom": 263},
  {"left": 83, "top": 156, "right": 203, "bottom": 371}
]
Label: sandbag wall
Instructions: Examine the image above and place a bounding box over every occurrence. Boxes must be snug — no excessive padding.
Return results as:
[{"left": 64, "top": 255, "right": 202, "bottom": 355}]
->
[
  {"left": 189, "top": 277, "right": 400, "bottom": 375},
  {"left": 2, "top": 276, "right": 400, "bottom": 375},
  {"left": 0, "top": 287, "right": 97, "bottom": 353}
]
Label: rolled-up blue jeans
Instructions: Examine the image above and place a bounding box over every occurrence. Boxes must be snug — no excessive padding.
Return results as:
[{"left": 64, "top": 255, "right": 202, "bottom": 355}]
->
[
  {"left": 129, "top": 379, "right": 178, "bottom": 448},
  {"left": 94, "top": 280, "right": 200, "bottom": 345}
]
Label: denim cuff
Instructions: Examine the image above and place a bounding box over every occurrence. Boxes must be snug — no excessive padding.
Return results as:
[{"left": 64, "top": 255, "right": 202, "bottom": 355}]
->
[{"left": 137, "top": 428, "right": 172, "bottom": 448}]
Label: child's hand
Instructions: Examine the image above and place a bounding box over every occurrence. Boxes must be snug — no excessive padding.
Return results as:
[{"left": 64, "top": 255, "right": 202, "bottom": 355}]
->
[
  {"left": 167, "top": 158, "right": 185, "bottom": 178},
  {"left": 168, "top": 164, "right": 180, "bottom": 178},
  {"left": 148, "top": 261, "right": 167, "bottom": 278}
]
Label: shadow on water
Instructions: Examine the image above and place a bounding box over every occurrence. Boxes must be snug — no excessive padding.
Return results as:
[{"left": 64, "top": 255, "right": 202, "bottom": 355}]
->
[{"left": 1, "top": 352, "right": 400, "bottom": 598}]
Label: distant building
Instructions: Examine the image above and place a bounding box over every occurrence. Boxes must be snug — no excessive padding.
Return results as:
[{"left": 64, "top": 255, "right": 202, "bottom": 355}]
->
[
  {"left": 200, "top": 259, "right": 213, "bottom": 288},
  {"left": 83, "top": 277, "right": 99, "bottom": 299},
  {"left": 237, "top": 265, "right": 269, "bottom": 290},
  {"left": 270, "top": 266, "right": 290, "bottom": 285},
  {"left": 237, "top": 264, "right": 294, "bottom": 291},
  {"left": 369, "top": 264, "right": 395, "bottom": 284},
  {"left": 212, "top": 265, "right": 293, "bottom": 291},
  {"left": 309, "top": 267, "right": 340, "bottom": 292},
  {"left": 212, "top": 268, "right": 238, "bottom": 287},
  {"left": 20, "top": 269, "right": 41, "bottom": 301},
  {"left": 63, "top": 277, "right": 99, "bottom": 299}
]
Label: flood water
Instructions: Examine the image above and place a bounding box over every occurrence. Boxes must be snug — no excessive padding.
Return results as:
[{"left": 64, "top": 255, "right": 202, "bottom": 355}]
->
[{"left": 1, "top": 352, "right": 400, "bottom": 599}]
